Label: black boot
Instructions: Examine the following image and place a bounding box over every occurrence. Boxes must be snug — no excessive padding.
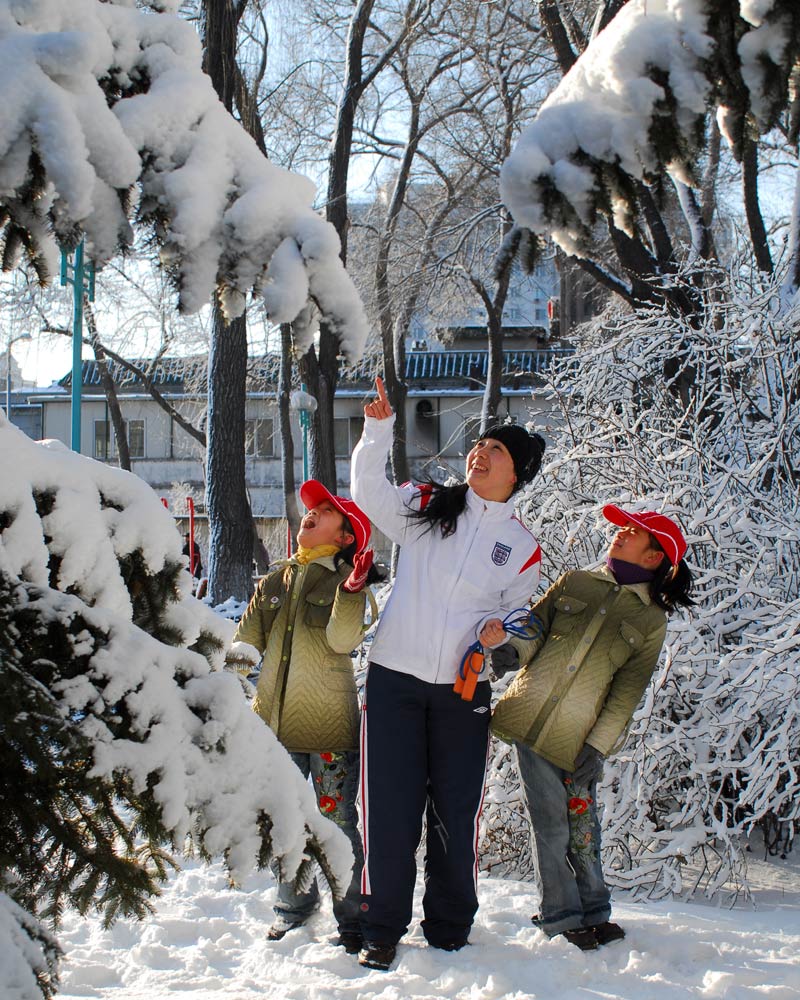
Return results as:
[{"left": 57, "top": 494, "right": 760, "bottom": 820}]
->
[
  {"left": 336, "top": 930, "right": 364, "bottom": 954},
  {"left": 358, "top": 941, "right": 397, "bottom": 970},
  {"left": 593, "top": 921, "right": 625, "bottom": 945}
]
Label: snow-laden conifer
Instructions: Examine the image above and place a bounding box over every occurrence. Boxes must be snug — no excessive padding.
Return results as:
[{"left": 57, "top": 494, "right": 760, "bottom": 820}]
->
[
  {"left": 0, "top": 0, "right": 368, "bottom": 360},
  {"left": 0, "top": 416, "right": 353, "bottom": 999}
]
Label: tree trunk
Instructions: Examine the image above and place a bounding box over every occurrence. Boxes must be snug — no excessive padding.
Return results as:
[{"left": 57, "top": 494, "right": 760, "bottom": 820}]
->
[
  {"left": 391, "top": 323, "right": 410, "bottom": 485},
  {"left": 202, "top": 0, "right": 255, "bottom": 602},
  {"left": 742, "top": 136, "right": 773, "bottom": 275},
  {"left": 301, "top": 0, "right": 377, "bottom": 489},
  {"left": 206, "top": 305, "right": 254, "bottom": 603},
  {"left": 481, "top": 304, "right": 505, "bottom": 432},
  {"left": 279, "top": 323, "right": 301, "bottom": 548},
  {"left": 539, "top": 2, "right": 578, "bottom": 73},
  {"left": 479, "top": 222, "right": 514, "bottom": 430},
  {"left": 85, "top": 303, "right": 130, "bottom": 471}
]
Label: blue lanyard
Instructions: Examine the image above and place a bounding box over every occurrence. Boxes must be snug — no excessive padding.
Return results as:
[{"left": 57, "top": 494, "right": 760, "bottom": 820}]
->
[{"left": 456, "top": 607, "right": 544, "bottom": 687}]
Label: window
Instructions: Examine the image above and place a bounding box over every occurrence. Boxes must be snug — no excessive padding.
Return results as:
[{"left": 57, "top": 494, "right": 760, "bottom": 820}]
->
[
  {"left": 94, "top": 420, "right": 111, "bottom": 460},
  {"left": 334, "top": 417, "right": 364, "bottom": 457},
  {"left": 93, "top": 419, "right": 145, "bottom": 460},
  {"left": 127, "top": 420, "right": 145, "bottom": 458},
  {"left": 245, "top": 418, "right": 274, "bottom": 457}
]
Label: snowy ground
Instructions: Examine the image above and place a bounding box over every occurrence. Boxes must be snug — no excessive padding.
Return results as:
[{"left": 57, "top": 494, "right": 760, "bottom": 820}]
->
[{"left": 55, "top": 853, "right": 800, "bottom": 1000}]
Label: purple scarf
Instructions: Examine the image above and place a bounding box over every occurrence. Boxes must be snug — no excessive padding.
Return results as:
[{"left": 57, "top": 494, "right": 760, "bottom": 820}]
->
[{"left": 606, "top": 556, "right": 655, "bottom": 586}]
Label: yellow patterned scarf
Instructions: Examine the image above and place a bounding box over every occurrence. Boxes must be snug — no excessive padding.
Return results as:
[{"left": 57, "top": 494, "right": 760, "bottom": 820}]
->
[{"left": 294, "top": 544, "right": 341, "bottom": 565}]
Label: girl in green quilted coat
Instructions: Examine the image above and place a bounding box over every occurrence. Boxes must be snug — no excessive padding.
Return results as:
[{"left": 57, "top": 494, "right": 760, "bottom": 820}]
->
[
  {"left": 227, "top": 480, "right": 380, "bottom": 956},
  {"left": 487, "top": 504, "right": 694, "bottom": 952}
]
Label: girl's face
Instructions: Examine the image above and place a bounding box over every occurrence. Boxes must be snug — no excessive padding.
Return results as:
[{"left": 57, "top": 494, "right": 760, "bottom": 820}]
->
[
  {"left": 466, "top": 437, "right": 517, "bottom": 502},
  {"left": 297, "top": 501, "right": 353, "bottom": 550},
  {"left": 608, "top": 523, "right": 664, "bottom": 570}
]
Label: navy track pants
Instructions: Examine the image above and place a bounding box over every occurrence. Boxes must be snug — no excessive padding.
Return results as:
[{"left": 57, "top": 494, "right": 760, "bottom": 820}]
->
[{"left": 359, "top": 662, "right": 491, "bottom": 948}]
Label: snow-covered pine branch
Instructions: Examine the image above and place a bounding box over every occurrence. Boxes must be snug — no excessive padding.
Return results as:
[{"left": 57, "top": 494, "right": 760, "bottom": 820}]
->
[
  {"left": 500, "top": 0, "right": 800, "bottom": 265},
  {"left": 480, "top": 262, "right": 800, "bottom": 897},
  {"left": 0, "top": 414, "right": 353, "bottom": 999},
  {"left": 0, "top": 0, "right": 368, "bottom": 361}
]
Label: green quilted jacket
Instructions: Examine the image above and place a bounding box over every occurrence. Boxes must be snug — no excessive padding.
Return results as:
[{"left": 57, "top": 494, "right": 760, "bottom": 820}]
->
[
  {"left": 232, "top": 556, "right": 367, "bottom": 753},
  {"left": 491, "top": 565, "right": 668, "bottom": 770}
]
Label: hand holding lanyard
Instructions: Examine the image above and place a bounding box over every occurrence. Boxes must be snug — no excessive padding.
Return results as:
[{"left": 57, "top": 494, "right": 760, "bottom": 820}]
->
[{"left": 453, "top": 608, "right": 543, "bottom": 701}]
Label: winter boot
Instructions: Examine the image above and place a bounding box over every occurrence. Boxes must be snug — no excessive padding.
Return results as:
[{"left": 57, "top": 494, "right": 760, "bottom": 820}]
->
[
  {"left": 562, "top": 927, "right": 598, "bottom": 951},
  {"left": 358, "top": 941, "right": 397, "bottom": 970},
  {"left": 266, "top": 915, "right": 305, "bottom": 941},
  {"left": 336, "top": 930, "right": 363, "bottom": 954},
  {"left": 593, "top": 921, "right": 625, "bottom": 945}
]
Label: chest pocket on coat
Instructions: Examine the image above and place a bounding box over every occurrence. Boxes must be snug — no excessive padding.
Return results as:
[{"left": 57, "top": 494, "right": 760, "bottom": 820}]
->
[
  {"left": 305, "top": 590, "right": 335, "bottom": 628},
  {"left": 551, "top": 594, "right": 587, "bottom": 635},
  {"left": 609, "top": 620, "right": 644, "bottom": 667},
  {"left": 257, "top": 589, "right": 284, "bottom": 630}
]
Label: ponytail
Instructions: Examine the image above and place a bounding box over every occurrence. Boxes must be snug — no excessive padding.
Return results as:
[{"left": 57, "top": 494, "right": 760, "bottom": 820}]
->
[{"left": 649, "top": 555, "right": 695, "bottom": 612}]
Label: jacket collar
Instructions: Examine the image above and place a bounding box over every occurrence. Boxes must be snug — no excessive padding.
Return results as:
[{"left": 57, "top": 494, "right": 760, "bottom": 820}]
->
[
  {"left": 465, "top": 486, "right": 517, "bottom": 520},
  {"left": 587, "top": 563, "right": 653, "bottom": 605},
  {"left": 286, "top": 554, "right": 339, "bottom": 572}
]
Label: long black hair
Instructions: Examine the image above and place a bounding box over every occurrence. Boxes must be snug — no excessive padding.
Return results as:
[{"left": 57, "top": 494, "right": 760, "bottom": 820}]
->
[
  {"left": 405, "top": 481, "right": 470, "bottom": 538},
  {"left": 648, "top": 537, "right": 695, "bottom": 612}
]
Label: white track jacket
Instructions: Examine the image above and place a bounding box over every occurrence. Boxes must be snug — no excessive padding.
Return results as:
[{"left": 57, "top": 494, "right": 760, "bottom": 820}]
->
[{"left": 351, "top": 415, "right": 542, "bottom": 685}]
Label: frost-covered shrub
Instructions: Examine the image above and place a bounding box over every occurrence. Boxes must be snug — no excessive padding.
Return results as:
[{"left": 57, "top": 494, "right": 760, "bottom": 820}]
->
[
  {"left": 0, "top": 418, "right": 351, "bottom": 999},
  {"left": 480, "top": 269, "right": 800, "bottom": 898}
]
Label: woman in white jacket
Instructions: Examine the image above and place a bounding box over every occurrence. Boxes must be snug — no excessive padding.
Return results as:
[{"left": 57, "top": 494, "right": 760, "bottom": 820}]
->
[{"left": 350, "top": 378, "right": 545, "bottom": 970}]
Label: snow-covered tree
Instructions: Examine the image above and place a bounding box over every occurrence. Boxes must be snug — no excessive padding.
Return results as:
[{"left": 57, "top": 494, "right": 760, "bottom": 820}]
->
[
  {"left": 480, "top": 263, "right": 800, "bottom": 897},
  {"left": 0, "top": 415, "right": 352, "bottom": 999},
  {"left": 0, "top": 0, "right": 367, "bottom": 353},
  {"left": 501, "top": 0, "right": 800, "bottom": 310},
  {"left": 0, "top": 0, "right": 373, "bottom": 604}
]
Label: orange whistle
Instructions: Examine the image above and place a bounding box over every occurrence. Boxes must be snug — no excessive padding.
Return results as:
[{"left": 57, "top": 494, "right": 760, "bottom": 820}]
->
[{"left": 453, "top": 649, "right": 484, "bottom": 702}]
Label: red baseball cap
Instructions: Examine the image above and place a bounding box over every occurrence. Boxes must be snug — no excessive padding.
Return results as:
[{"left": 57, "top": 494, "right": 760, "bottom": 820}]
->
[
  {"left": 299, "top": 480, "right": 371, "bottom": 554},
  {"left": 603, "top": 505, "right": 687, "bottom": 566}
]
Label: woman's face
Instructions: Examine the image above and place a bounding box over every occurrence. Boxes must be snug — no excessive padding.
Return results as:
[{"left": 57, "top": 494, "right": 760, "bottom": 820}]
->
[
  {"left": 465, "top": 437, "right": 517, "bottom": 502},
  {"left": 608, "top": 523, "right": 664, "bottom": 570}
]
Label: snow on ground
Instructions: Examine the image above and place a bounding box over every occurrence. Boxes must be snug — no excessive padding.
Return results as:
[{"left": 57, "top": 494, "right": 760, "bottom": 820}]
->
[{"left": 55, "top": 855, "right": 800, "bottom": 1000}]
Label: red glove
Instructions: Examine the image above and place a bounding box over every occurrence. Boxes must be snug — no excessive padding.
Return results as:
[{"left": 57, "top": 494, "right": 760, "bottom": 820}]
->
[{"left": 342, "top": 549, "right": 374, "bottom": 592}]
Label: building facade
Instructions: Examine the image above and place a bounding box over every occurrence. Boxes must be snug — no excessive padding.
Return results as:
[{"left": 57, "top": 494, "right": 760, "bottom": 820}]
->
[{"left": 10, "top": 345, "right": 572, "bottom": 562}]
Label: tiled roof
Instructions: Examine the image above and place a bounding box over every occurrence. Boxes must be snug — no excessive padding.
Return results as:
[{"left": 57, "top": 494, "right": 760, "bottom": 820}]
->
[{"left": 60, "top": 348, "right": 573, "bottom": 390}]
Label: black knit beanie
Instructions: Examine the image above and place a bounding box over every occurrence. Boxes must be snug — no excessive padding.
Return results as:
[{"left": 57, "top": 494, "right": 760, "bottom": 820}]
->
[{"left": 482, "top": 423, "right": 545, "bottom": 492}]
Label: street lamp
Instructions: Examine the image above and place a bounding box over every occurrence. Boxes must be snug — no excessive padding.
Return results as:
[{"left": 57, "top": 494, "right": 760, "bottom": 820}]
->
[
  {"left": 289, "top": 384, "right": 318, "bottom": 481},
  {"left": 5, "top": 331, "right": 32, "bottom": 423}
]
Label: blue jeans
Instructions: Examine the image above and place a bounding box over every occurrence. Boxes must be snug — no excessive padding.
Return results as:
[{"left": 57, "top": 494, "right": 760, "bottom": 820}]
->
[
  {"left": 515, "top": 743, "right": 611, "bottom": 936},
  {"left": 273, "top": 751, "right": 363, "bottom": 935}
]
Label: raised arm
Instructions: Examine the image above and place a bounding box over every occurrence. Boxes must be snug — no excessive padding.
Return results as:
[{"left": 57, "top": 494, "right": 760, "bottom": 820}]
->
[{"left": 351, "top": 378, "right": 418, "bottom": 545}]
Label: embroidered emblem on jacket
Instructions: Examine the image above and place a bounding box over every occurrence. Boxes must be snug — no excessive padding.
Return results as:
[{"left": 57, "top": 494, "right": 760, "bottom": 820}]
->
[{"left": 491, "top": 542, "right": 512, "bottom": 566}]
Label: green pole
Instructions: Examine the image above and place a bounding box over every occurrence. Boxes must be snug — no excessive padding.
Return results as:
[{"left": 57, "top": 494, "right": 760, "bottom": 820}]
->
[
  {"left": 70, "top": 241, "right": 84, "bottom": 452},
  {"left": 60, "top": 241, "right": 94, "bottom": 454},
  {"left": 300, "top": 381, "right": 309, "bottom": 481}
]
